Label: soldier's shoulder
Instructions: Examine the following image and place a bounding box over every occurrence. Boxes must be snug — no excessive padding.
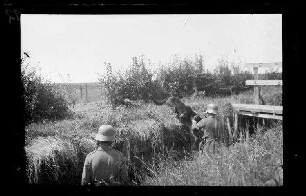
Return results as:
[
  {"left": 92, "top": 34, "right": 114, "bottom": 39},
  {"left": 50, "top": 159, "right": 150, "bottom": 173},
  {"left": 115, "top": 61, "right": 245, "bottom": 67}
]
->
[
  {"left": 196, "top": 118, "right": 208, "bottom": 127},
  {"left": 199, "top": 117, "right": 209, "bottom": 123},
  {"left": 87, "top": 149, "right": 98, "bottom": 157},
  {"left": 113, "top": 149, "right": 124, "bottom": 156},
  {"left": 205, "top": 117, "right": 217, "bottom": 124},
  {"left": 112, "top": 149, "right": 126, "bottom": 159}
]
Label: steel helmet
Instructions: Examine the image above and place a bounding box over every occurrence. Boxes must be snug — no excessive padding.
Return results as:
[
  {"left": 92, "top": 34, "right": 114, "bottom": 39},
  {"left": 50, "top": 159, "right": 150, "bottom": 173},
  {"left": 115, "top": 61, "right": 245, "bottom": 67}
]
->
[
  {"left": 95, "top": 125, "right": 116, "bottom": 141},
  {"left": 206, "top": 103, "right": 218, "bottom": 115}
]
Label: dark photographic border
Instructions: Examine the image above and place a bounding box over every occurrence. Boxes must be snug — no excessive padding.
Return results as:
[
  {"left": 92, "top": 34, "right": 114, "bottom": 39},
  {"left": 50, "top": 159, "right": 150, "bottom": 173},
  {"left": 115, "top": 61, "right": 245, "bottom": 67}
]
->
[{"left": 2, "top": 0, "right": 300, "bottom": 195}]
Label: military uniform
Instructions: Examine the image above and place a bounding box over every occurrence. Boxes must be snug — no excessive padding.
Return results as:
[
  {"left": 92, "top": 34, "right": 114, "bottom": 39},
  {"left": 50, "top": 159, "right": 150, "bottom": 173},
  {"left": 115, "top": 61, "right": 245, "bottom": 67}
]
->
[
  {"left": 174, "top": 106, "right": 196, "bottom": 125},
  {"left": 175, "top": 106, "right": 200, "bottom": 152},
  {"left": 81, "top": 144, "right": 130, "bottom": 186},
  {"left": 194, "top": 115, "right": 221, "bottom": 155}
]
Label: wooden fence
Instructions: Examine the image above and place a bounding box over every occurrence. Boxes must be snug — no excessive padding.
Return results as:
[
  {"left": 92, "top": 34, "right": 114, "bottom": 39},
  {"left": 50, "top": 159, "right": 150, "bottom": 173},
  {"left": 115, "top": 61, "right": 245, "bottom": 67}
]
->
[
  {"left": 79, "top": 83, "right": 88, "bottom": 103},
  {"left": 231, "top": 62, "right": 283, "bottom": 141},
  {"left": 57, "top": 82, "right": 102, "bottom": 105},
  {"left": 76, "top": 83, "right": 102, "bottom": 103}
]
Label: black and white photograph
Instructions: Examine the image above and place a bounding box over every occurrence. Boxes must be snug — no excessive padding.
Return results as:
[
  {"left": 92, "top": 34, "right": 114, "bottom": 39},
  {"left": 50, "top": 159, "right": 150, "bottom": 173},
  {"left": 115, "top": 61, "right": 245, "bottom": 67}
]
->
[{"left": 21, "top": 14, "right": 283, "bottom": 187}]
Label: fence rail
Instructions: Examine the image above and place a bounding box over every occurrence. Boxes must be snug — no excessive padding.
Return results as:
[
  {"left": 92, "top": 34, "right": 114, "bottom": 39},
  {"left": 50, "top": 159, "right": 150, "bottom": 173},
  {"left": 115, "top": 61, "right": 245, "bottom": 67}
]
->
[
  {"left": 235, "top": 111, "right": 282, "bottom": 120},
  {"left": 232, "top": 104, "right": 283, "bottom": 120},
  {"left": 245, "top": 80, "right": 283, "bottom": 86},
  {"left": 232, "top": 104, "right": 283, "bottom": 115},
  {"left": 244, "top": 62, "right": 282, "bottom": 68},
  {"left": 54, "top": 82, "right": 103, "bottom": 104}
]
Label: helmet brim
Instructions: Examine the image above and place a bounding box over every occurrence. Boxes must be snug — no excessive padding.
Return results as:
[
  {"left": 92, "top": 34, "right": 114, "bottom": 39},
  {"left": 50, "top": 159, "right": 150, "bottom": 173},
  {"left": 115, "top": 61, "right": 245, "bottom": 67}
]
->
[
  {"left": 95, "top": 134, "right": 115, "bottom": 141},
  {"left": 206, "top": 109, "right": 217, "bottom": 115}
]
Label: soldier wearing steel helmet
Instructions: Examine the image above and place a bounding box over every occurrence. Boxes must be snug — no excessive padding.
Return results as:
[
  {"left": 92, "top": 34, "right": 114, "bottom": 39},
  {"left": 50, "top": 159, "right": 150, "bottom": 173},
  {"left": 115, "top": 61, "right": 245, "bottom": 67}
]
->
[
  {"left": 193, "top": 103, "right": 221, "bottom": 155},
  {"left": 81, "top": 125, "right": 133, "bottom": 186}
]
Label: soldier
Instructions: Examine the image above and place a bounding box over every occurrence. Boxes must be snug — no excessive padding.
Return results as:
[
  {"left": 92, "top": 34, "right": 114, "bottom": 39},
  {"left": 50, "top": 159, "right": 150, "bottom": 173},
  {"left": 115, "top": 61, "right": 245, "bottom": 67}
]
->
[
  {"left": 81, "top": 125, "right": 132, "bottom": 186},
  {"left": 165, "top": 97, "right": 202, "bottom": 152},
  {"left": 152, "top": 96, "right": 202, "bottom": 152},
  {"left": 193, "top": 103, "right": 221, "bottom": 156}
]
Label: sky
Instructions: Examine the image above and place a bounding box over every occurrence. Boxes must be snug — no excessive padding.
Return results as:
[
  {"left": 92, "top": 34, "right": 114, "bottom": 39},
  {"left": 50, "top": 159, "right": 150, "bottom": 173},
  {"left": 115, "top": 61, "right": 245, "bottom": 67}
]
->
[{"left": 21, "top": 14, "right": 282, "bottom": 83}]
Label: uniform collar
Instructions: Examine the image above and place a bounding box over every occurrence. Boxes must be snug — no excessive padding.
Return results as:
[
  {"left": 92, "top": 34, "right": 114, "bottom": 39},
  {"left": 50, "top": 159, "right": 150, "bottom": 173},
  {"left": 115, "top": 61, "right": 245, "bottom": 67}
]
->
[{"left": 97, "top": 144, "right": 112, "bottom": 151}]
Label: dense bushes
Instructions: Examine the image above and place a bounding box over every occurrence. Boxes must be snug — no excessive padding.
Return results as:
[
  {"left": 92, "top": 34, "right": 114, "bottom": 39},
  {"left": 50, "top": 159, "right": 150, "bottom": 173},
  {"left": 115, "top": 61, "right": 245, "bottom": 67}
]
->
[
  {"left": 99, "top": 56, "right": 167, "bottom": 106},
  {"left": 99, "top": 54, "right": 257, "bottom": 106},
  {"left": 22, "top": 53, "right": 73, "bottom": 125}
]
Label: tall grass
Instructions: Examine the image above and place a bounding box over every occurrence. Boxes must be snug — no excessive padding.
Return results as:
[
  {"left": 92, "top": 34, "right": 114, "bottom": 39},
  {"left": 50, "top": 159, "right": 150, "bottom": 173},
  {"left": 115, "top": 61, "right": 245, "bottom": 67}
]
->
[
  {"left": 236, "top": 86, "right": 282, "bottom": 105},
  {"left": 25, "top": 136, "right": 95, "bottom": 184},
  {"left": 144, "top": 124, "right": 283, "bottom": 186},
  {"left": 25, "top": 90, "right": 282, "bottom": 186},
  {"left": 25, "top": 100, "right": 187, "bottom": 184}
]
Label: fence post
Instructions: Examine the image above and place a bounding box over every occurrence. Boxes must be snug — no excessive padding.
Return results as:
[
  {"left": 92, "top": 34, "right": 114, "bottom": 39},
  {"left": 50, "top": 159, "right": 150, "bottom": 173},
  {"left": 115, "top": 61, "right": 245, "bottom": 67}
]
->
[
  {"left": 233, "top": 112, "right": 238, "bottom": 142},
  {"left": 226, "top": 117, "right": 233, "bottom": 145},
  {"left": 80, "top": 85, "right": 82, "bottom": 99},
  {"left": 253, "top": 67, "right": 260, "bottom": 105},
  {"left": 85, "top": 83, "right": 88, "bottom": 103}
]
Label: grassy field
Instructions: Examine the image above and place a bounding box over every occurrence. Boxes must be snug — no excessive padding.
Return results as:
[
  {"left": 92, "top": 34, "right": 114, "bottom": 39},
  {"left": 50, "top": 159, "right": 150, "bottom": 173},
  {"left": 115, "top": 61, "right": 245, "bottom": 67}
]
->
[{"left": 25, "top": 86, "right": 283, "bottom": 186}]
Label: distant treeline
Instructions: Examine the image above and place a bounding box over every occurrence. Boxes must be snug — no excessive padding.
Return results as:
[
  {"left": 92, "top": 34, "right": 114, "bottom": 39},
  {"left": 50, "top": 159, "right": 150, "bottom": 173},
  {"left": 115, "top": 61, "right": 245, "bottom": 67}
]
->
[{"left": 99, "top": 54, "right": 282, "bottom": 106}]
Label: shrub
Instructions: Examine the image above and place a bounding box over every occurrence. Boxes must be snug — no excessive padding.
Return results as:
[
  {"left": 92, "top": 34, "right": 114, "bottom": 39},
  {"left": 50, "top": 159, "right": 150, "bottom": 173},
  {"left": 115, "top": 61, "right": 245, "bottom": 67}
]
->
[
  {"left": 99, "top": 56, "right": 161, "bottom": 107},
  {"left": 153, "top": 55, "right": 253, "bottom": 98},
  {"left": 261, "top": 86, "right": 282, "bottom": 106},
  {"left": 98, "top": 53, "right": 282, "bottom": 105},
  {"left": 22, "top": 53, "right": 73, "bottom": 125},
  {"left": 159, "top": 56, "right": 197, "bottom": 97},
  {"left": 261, "top": 70, "right": 282, "bottom": 80}
]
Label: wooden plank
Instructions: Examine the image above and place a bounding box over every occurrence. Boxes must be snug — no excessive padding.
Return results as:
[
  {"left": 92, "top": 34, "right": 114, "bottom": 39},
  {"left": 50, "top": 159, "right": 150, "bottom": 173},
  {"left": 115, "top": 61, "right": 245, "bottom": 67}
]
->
[
  {"left": 233, "top": 112, "right": 238, "bottom": 141},
  {"left": 245, "top": 62, "right": 282, "bottom": 68},
  {"left": 254, "top": 67, "right": 259, "bottom": 105},
  {"left": 246, "top": 80, "right": 283, "bottom": 86},
  {"left": 246, "top": 129, "right": 250, "bottom": 142},
  {"left": 232, "top": 104, "right": 283, "bottom": 115},
  {"left": 237, "top": 111, "right": 283, "bottom": 120},
  {"left": 226, "top": 117, "right": 233, "bottom": 144}
]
